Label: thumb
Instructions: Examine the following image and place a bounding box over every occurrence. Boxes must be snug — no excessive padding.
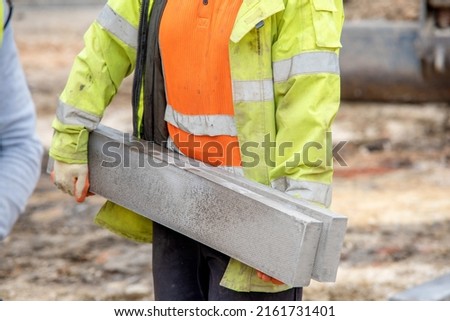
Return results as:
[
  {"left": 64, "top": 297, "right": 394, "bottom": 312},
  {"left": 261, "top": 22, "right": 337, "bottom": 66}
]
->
[{"left": 74, "top": 173, "right": 90, "bottom": 203}]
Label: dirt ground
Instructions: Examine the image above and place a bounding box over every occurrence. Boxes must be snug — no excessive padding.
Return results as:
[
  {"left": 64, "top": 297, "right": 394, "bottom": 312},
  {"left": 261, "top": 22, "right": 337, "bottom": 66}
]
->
[
  {"left": 343, "top": 0, "right": 421, "bottom": 21},
  {"left": 1, "top": 2, "right": 450, "bottom": 301}
]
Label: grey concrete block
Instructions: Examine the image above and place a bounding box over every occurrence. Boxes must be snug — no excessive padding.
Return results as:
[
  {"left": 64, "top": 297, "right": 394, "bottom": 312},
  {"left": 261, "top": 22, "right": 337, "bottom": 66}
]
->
[
  {"left": 390, "top": 273, "right": 450, "bottom": 301},
  {"left": 209, "top": 168, "right": 347, "bottom": 282},
  {"left": 86, "top": 125, "right": 347, "bottom": 286}
]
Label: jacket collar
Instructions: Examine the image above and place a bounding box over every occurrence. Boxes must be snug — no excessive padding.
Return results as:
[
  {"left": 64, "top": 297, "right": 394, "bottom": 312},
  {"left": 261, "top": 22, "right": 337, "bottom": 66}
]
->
[{"left": 230, "top": 0, "right": 285, "bottom": 43}]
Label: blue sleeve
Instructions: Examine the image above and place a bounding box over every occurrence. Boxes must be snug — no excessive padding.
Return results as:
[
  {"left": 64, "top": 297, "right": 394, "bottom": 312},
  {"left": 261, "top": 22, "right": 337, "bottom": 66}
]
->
[{"left": 0, "top": 17, "right": 43, "bottom": 240}]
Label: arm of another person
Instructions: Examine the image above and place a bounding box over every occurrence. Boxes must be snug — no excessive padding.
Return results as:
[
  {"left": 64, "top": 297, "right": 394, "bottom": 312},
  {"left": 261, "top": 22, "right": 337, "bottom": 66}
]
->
[{"left": 0, "top": 17, "right": 43, "bottom": 240}]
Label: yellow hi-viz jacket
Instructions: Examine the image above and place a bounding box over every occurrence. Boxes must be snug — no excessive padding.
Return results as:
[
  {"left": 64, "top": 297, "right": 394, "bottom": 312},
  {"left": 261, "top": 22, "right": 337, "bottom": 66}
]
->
[{"left": 49, "top": 0, "right": 344, "bottom": 292}]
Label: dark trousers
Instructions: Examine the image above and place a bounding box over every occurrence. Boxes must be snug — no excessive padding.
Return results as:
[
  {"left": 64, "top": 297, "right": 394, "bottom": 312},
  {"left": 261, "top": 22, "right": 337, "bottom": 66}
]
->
[{"left": 152, "top": 222, "right": 303, "bottom": 301}]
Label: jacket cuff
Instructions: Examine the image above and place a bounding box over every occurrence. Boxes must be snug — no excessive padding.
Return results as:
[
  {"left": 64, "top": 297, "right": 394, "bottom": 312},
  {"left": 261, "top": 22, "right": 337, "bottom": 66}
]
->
[
  {"left": 49, "top": 121, "right": 89, "bottom": 164},
  {"left": 271, "top": 177, "right": 332, "bottom": 207}
]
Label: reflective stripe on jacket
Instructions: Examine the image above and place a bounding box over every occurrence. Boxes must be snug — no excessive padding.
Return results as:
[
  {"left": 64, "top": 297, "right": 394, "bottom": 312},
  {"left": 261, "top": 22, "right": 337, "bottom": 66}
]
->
[{"left": 49, "top": 0, "right": 344, "bottom": 292}]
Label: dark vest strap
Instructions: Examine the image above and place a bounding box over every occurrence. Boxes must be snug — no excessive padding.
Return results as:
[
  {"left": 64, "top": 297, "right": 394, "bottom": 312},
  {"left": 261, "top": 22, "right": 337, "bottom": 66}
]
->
[
  {"left": 143, "top": 0, "right": 168, "bottom": 144},
  {"left": 132, "top": 0, "right": 150, "bottom": 137},
  {"left": 132, "top": 0, "right": 168, "bottom": 145}
]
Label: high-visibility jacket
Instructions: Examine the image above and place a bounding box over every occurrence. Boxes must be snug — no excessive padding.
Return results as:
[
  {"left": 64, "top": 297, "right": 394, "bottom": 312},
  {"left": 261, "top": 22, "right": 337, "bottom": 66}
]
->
[{"left": 49, "top": 0, "right": 344, "bottom": 292}]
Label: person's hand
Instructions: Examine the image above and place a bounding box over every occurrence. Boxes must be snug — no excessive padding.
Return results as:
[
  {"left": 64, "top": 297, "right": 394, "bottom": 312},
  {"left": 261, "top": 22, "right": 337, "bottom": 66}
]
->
[
  {"left": 256, "top": 270, "right": 284, "bottom": 285},
  {"left": 50, "top": 160, "right": 90, "bottom": 203}
]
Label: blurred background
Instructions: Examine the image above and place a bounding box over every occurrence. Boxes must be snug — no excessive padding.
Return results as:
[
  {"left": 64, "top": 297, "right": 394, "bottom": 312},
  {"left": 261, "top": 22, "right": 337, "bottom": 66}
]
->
[{"left": 1, "top": 0, "right": 449, "bottom": 300}]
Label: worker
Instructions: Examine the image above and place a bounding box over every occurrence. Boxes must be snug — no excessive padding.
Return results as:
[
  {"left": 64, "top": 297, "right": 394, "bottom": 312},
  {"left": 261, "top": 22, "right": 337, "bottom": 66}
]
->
[
  {"left": 50, "top": 0, "right": 344, "bottom": 300},
  {"left": 0, "top": 0, "right": 43, "bottom": 241}
]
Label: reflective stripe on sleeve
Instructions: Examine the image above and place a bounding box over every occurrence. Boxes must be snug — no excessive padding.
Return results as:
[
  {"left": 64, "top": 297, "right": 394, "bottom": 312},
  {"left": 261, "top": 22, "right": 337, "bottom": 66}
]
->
[
  {"left": 273, "top": 51, "right": 340, "bottom": 83},
  {"left": 232, "top": 79, "right": 274, "bottom": 102},
  {"left": 271, "top": 177, "right": 332, "bottom": 207},
  {"left": 56, "top": 100, "right": 101, "bottom": 131},
  {"left": 96, "top": 4, "right": 138, "bottom": 49},
  {"left": 164, "top": 104, "right": 238, "bottom": 137}
]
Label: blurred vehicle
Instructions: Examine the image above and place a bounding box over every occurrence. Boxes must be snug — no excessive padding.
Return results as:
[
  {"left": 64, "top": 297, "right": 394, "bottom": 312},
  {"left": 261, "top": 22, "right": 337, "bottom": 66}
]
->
[{"left": 341, "top": 0, "right": 450, "bottom": 102}]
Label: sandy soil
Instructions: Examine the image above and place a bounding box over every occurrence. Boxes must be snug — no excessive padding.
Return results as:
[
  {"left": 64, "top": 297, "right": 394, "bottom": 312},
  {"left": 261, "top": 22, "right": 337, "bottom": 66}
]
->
[
  {"left": 343, "top": 0, "right": 422, "bottom": 21},
  {"left": 1, "top": 3, "right": 450, "bottom": 301}
]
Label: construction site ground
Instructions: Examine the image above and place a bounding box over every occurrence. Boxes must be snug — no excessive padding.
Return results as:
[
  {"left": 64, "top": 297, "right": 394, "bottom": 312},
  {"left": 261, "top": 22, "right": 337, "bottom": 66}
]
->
[{"left": 1, "top": 2, "right": 450, "bottom": 301}]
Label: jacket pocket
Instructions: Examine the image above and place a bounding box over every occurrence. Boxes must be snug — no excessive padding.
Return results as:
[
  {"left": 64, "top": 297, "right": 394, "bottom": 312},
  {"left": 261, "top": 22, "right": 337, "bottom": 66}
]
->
[{"left": 311, "top": 0, "right": 342, "bottom": 48}]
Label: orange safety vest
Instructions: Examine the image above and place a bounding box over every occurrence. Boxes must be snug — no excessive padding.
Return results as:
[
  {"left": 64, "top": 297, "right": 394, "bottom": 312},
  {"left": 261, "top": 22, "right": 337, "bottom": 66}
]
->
[{"left": 159, "top": 0, "right": 243, "bottom": 167}]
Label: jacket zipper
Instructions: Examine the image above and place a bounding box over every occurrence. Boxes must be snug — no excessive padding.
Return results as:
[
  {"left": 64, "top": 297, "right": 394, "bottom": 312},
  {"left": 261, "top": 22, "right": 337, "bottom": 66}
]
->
[
  {"left": 255, "top": 21, "right": 264, "bottom": 56},
  {"left": 256, "top": 29, "right": 261, "bottom": 56}
]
